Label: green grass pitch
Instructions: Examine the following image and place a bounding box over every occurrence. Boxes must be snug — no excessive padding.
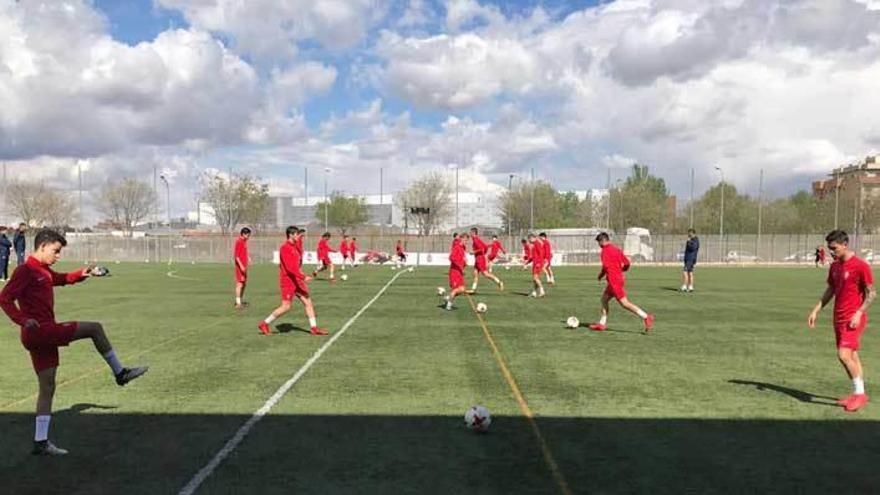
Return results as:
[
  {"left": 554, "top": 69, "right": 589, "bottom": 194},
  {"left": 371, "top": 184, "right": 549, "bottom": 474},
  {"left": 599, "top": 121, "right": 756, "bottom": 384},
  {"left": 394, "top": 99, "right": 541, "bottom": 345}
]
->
[{"left": 1, "top": 262, "right": 878, "bottom": 494}]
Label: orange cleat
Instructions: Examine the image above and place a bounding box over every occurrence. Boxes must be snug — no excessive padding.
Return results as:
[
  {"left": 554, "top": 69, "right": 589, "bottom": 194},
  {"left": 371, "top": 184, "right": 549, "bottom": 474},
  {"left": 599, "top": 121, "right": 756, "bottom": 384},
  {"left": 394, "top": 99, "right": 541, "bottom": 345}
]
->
[
  {"left": 837, "top": 394, "right": 856, "bottom": 406},
  {"left": 845, "top": 394, "right": 869, "bottom": 412},
  {"left": 310, "top": 327, "right": 328, "bottom": 336},
  {"left": 588, "top": 323, "right": 606, "bottom": 331},
  {"left": 644, "top": 314, "right": 654, "bottom": 332},
  {"left": 258, "top": 321, "right": 271, "bottom": 336}
]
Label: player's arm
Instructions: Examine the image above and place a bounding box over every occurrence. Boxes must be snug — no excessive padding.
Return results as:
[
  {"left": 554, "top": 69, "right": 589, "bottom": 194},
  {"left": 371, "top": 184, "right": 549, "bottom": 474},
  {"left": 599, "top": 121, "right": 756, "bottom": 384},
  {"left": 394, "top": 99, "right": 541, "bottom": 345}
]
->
[
  {"left": 49, "top": 266, "right": 90, "bottom": 286},
  {"left": 0, "top": 268, "right": 36, "bottom": 328},
  {"left": 851, "top": 278, "right": 877, "bottom": 328},
  {"left": 807, "top": 284, "right": 835, "bottom": 328},
  {"left": 621, "top": 254, "right": 631, "bottom": 272}
]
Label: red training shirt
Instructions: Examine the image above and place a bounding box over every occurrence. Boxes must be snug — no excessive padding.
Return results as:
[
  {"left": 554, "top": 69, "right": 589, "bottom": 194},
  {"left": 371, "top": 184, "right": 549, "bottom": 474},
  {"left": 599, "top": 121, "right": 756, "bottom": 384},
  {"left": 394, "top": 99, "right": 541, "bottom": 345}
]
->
[
  {"left": 279, "top": 241, "right": 306, "bottom": 286},
  {"left": 0, "top": 257, "right": 88, "bottom": 326},
  {"left": 828, "top": 255, "right": 874, "bottom": 324},
  {"left": 490, "top": 240, "right": 506, "bottom": 257},
  {"left": 472, "top": 235, "right": 488, "bottom": 258},
  {"left": 599, "top": 243, "right": 630, "bottom": 286},
  {"left": 234, "top": 237, "right": 249, "bottom": 269},
  {"left": 449, "top": 239, "right": 466, "bottom": 271}
]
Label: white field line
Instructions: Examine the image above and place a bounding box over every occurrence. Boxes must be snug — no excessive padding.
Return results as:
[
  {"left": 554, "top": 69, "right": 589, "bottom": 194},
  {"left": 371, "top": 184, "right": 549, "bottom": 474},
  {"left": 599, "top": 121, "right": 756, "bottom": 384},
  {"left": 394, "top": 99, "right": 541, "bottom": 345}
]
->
[
  {"left": 166, "top": 270, "right": 201, "bottom": 281},
  {"left": 178, "top": 269, "right": 408, "bottom": 495}
]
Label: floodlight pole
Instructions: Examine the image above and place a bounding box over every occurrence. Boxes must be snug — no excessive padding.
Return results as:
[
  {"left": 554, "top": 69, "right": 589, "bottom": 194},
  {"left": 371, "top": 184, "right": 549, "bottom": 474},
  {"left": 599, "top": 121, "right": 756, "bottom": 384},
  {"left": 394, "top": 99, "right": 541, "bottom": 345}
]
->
[
  {"left": 715, "top": 166, "right": 724, "bottom": 262},
  {"left": 159, "top": 175, "right": 170, "bottom": 227}
]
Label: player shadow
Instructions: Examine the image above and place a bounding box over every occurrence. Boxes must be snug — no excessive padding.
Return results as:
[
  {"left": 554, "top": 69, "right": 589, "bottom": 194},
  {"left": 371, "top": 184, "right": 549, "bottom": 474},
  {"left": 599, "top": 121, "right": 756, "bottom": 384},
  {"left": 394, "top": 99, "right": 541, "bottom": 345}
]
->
[
  {"left": 57, "top": 403, "right": 119, "bottom": 415},
  {"left": 557, "top": 320, "right": 644, "bottom": 335},
  {"left": 661, "top": 286, "right": 683, "bottom": 292},
  {"left": 728, "top": 380, "right": 839, "bottom": 406},
  {"left": 513, "top": 291, "right": 532, "bottom": 297},
  {"left": 275, "top": 323, "right": 311, "bottom": 334}
]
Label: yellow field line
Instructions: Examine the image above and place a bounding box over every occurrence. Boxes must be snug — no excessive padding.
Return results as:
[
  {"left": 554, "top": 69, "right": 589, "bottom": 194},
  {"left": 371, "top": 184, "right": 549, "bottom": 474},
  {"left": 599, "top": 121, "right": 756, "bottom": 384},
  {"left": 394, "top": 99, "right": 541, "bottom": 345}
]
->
[
  {"left": 0, "top": 317, "right": 233, "bottom": 411},
  {"left": 465, "top": 295, "right": 573, "bottom": 495}
]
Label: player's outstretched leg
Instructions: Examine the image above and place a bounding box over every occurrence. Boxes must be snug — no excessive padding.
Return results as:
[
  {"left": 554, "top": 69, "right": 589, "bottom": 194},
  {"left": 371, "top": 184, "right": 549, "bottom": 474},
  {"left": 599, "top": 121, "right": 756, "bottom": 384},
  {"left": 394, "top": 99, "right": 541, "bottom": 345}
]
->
[
  {"left": 589, "top": 293, "right": 611, "bottom": 331},
  {"left": 469, "top": 270, "right": 480, "bottom": 294},
  {"left": 530, "top": 274, "right": 545, "bottom": 298},
  {"left": 618, "top": 297, "right": 654, "bottom": 332},
  {"left": 485, "top": 271, "right": 504, "bottom": 291},
  {"left": 259, "top": 300, "right": 291, "bottom": 335},
  {"left": 838, "top": 348, "right": 868, "bottom": 411},
  {"left": 73, "top": 322, "right": 149, "bottom": 386},
  {"left": 446, "top": 286, "right": 465, "bottom": 310},
  {"left": 329, "top": 263, "right": 336, "bottom": 281},
  {"left": 299, "top": 295, "right": 327, "bottom": 335},
  {"left": 31, "top": 367, "right": 67, "bottom": 456}
]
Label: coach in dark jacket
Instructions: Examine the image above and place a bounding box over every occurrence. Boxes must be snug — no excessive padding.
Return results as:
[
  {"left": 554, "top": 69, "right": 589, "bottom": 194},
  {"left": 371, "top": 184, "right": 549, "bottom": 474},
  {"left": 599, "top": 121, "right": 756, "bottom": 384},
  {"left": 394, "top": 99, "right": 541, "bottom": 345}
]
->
[
  {"left": 0, "top": 226, "right": 11, "bottom": 281},
  {"left": 13, "top": 223, "right": 26, "bottom": 266}
]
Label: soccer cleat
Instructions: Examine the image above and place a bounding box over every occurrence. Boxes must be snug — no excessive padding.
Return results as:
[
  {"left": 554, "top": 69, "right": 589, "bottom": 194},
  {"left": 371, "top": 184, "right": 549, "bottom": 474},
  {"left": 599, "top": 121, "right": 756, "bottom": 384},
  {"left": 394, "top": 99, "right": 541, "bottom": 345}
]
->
[
  {"left": 845, "top": 394, "right": 869, "bottom": 412},
  {"left": 445, "top": 302, "right": 454, "bottom": 311},
  {"left": 310, "top": 327, "right": 328, "bottom": 336},
  {"left": 32, "top": 440, "right": 68, "bottom": 456},
  {"left": 115, "top": 366, "right": 148, "bottom": 386},
  {"left": 529, "top": 291, "right": 537, "bottom": 298},
  {"left": 498, "top": 281, "right": 505, "bottom": 292},
  {"left": 258, "top": 321, "right": 271, "bottom": 336},
  {"left": 588, "top": 323, "right": 606, "bottom": 331},
  {"left": 837, "top": 394, "right": 856, "bottom": 406},
  {"left": 644, "top": 314, "right": 655, "bottom": 332}
]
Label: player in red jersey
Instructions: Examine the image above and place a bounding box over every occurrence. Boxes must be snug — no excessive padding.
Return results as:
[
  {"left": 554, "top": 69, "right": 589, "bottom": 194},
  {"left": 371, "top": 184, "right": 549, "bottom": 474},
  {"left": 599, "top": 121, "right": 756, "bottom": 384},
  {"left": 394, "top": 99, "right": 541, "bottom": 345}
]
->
[
  {"left": 339, "top": 235, "right": 351, "bottom": 271},
  {"left": 539, "top": 232, "right": 556, "bottom": 285},
  {"left": 0, "top": 229, "right": 147, "bottom": 456},
  {"left": 311, "top": 232, "right": 336, "bottom": 281},
  {"left": 487, "top": 235, "right": 506, "bottom": 272},
  {"left": 395, "top": 239, "right": 407, "bottom": 267},
  {"left": 527, "top": 233, "right": 546, "bottom": 298},
  {"left": 520, "top": 238, "right": 530, "bottom": 269},
  {"left": 234, "top": 227, "right": 251, "bottom": 309},
  {"left": 260, "top": 226, "right": 328, "bottom": 337},
  {"left": 468, "top": 228, "right": 504, "bottom": 293},
  {"left": 445, "top": 233, "right": 468, "bottom": 310},
  {"left": 349, "top": 237, "right": 358, "bottom": 266},
  {"left": 588, "top": 232, "right": 653, "bottom": 332},
  {"left": 808, "top": 230, "right": 876, "bottom": 412}
]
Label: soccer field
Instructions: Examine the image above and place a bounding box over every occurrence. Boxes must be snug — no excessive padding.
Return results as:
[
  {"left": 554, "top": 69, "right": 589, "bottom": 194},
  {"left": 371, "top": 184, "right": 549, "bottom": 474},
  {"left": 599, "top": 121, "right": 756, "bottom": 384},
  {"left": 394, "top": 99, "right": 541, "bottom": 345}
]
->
[{"left": 1, "top": 263, "right": 878, "bottom": 494}]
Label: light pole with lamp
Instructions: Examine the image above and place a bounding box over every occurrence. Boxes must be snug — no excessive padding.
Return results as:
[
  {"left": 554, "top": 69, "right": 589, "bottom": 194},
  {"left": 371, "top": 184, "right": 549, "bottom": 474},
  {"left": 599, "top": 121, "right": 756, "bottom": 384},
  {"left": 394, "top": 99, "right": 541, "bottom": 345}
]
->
[
  {"left": 323, "top": 167, "right": 331, "bottom": 232},
  {"left": 714, "top": 166, "right": 725, "bottom": 262},
  {"left": 159, "top": 175, "right": 171, "bottom": 227}
]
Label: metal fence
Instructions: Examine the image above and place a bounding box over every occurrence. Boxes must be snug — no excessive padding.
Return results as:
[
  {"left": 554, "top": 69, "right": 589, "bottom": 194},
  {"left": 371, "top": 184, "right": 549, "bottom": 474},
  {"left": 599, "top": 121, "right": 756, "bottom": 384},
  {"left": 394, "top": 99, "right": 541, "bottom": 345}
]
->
[{"left": 49, "top": 233, "right": 880, "bottom": 265}]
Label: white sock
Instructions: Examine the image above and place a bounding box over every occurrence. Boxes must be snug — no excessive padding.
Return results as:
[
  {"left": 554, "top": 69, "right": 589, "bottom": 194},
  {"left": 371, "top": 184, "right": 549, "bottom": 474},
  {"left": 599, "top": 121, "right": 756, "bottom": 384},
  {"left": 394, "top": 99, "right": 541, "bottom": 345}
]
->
[
  {"left": 35, "top": 415, "right": 51, "bottom": 442},
  {"left": 599, "top": 315, "right": 607, "bottom": 325},
  {"left": 103, "top": 350, "right": 124, "bottom": 375},
  {"left": 854, "top": 377, "right": 865, "bottom": 395},
  {"left": 539, "top": 288, "right": 545, "bottom": 296},
  {"left": 636, "top": 309, "right": 648, "bottom": 319},
  {"left": 681, "top": 284, "right": 687, "bottom": 290},
  {"left": 471, "top": 282, "right": 477, "bottom": 290},
  {"left": 308, "top": 316, "right": 318, "bottom": 328},
  {"left": 264, "top": 314, "right": 277, "bottom": 325},
  {"left": 235, "top": 297, "right": 242, "bottom": 305}
]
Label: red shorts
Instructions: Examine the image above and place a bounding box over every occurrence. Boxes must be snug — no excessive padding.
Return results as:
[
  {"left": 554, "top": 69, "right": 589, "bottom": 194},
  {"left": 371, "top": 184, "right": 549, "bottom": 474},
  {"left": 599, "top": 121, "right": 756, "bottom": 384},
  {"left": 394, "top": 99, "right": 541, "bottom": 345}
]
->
[
  {"left": 475, "top": 256, "right": 488, "bottom": 274},
  {"left": 235, "top": 267, "right": 247, "bottom": 283},
  {"left": 281, "top": 278, "right": 310, "bottom": 301},
  {"left": 604, "top": 284, "right": 627, "bottom": 301},
  {"left": 532, "top": 261, "right": 544, "bottom": 275},
  {"left": 835, "top": 314, "right": 867, "bottom": 350},
  {"left": 449, "top": 267, "right": 465, "bottom": 289},
  {"left": 21, "top": 321, "right": 79, "bottom": 373},
  {"left": 488, "top": 253, "right": 498, "bottom": 262},
  {"left": 341, "top": 253, "right": 350, "bottom": 260},
  {"left": 320, "top": 257, "right": 332, "bottom": 267}
]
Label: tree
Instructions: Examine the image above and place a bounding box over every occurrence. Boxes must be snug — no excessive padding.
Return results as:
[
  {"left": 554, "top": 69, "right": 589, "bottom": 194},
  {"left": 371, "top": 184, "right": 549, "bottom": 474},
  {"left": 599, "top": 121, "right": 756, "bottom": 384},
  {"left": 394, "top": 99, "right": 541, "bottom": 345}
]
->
[
  {"left": 201, "top": 173, "right": 270, "bottom": 234},
  {"left": 6, "top": 181, "right": 46, "bottom": 227},
  {"left": 39, "top": 191, "right": 77, "bottom": 228},
  {"left": 395, "top": 171, "right": 453, "bottom": 235},
  {"left": 96, "top": 179, "right": 156, "bottom": 233},
  {"left": 500, "top": 181, "right": 562, "bottom": 232},
  {"left": 612, "top": 164, "right": 673, "bottom": 233},
  {"left": 314, "top": 193, "right": 368, "bottom": 233}
]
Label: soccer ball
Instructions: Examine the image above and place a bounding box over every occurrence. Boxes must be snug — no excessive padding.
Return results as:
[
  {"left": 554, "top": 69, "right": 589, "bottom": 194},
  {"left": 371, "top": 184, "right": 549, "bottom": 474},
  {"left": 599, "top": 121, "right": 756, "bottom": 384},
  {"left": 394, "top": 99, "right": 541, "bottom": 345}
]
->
[
  {"left": 566, "top": 316, "right": 580, "bottom": 329},
  {"left": 391, "top": 266, "right": 397, "bottom": 270},
  {"left": 505, "top": 265, "right": 510, "bottom": 271},
  {"left": 407, "top": 267, "right": 414, "bottom": 272},
  {"left": 476, "top": 302, "right": 488, "bottom": 313},
  {"left": 437, "top": 287, "right": 446, "bottom": 296},
  {"left": 464, "top": 405, "right": 491, "bottom": 432},
  {"left": 341, "top": 274, "right": 348, "bottom": 281}
]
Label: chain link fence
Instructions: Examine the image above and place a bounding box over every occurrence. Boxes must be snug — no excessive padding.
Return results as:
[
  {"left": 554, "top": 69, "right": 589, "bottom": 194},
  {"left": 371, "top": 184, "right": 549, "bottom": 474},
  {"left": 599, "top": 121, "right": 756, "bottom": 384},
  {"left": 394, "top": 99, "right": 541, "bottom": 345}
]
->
[{"left": 45, "top": 233, "right": 880, "bottom": 266}]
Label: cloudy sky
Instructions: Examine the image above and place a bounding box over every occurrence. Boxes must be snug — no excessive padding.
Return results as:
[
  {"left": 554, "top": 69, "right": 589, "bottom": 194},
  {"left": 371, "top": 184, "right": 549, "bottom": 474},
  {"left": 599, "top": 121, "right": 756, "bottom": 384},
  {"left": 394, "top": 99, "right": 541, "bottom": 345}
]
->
[{"left": 2, "top": 0, "right": 880, "bottom": 220}]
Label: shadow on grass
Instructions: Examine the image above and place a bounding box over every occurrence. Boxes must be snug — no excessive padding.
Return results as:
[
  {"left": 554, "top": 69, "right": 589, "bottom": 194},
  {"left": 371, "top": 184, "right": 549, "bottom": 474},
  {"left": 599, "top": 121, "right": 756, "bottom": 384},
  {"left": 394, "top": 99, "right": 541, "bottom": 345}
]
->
[
  {"left": 2, "top": 410, "right": 878, "bottom": 494},
  {"left": 275, "top": 323, "right": 310, "bottom": 334},
  {"left": 729, "top": 380, "right": 839, "bottom": 406}
]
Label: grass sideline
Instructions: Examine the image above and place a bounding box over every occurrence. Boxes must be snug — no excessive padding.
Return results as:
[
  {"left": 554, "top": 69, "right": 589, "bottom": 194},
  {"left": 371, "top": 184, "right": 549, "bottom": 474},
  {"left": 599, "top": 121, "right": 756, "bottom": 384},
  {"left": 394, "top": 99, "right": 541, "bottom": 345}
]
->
[{"left": 0, "top": 263, "right": 878, "bottom": 494}]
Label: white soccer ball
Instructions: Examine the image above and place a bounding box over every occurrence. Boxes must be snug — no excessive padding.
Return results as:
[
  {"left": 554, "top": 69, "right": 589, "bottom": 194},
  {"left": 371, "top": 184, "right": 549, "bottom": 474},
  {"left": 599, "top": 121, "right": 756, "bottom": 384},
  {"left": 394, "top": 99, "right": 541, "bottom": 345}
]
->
[
  {"left": 341, "top": 274, "right": 348, "bottom": 281},
  {"left": 407, "top": 267, "right": 414, "bottom": 272},
  {"left": 505, "top": 265, "right": 510, "bottom": 271},
  {"left": 476, "top": 302, "right": 488, "bottom": 313},
  {"left": 437, "top": 287, "right": 447, "bottom": 296},
  {"left": 464, "top": 405, "right": 491, "bottom": 432},
  {"left": 566, "top": 316, "right": 580, "bottom": 329},
  {"left": 391, "top": 266, "right": 397, "bottom": 270}
]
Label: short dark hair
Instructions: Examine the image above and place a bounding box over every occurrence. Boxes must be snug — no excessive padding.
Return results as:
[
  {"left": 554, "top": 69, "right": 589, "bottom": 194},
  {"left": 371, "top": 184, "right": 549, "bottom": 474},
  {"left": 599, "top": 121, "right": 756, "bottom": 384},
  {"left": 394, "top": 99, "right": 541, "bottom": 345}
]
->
[
  {"left": 595, "top": 232, "right": 610, "bottom": 242},
  {"left": 240, "top": 227, "right": 251, "bottom": 235},
  {"left": 539, "top": 232, "right": 547, "bottom": 238},
  {"left": 687, "top": 229, "right": 696, "bottom": 235},
  {"left": 286, "top": 225, "right": 299, "bottom": 238},
  {"left": 352, "top": 237, "right": 357, "bottom": 240},
  {"left": 19, "top": 223, "right": 26, "bottom": 228},
  {"left": 470, "top": 227, "right": 478, "bottom": 233},
  {"left": 492, "top": 235, "right": 498, "bottom": 239},
  {"left": 521, "top": 238, "right": 528, "bottom": 243},
  {"left": 826, "top": 230, "right": 849, "bottom": 245},
  {"left": 322, "top": 232, "right": 331, "bottom": 238},
  {"left": 34, "top": 229, "right": 67, "bottom": 250}
]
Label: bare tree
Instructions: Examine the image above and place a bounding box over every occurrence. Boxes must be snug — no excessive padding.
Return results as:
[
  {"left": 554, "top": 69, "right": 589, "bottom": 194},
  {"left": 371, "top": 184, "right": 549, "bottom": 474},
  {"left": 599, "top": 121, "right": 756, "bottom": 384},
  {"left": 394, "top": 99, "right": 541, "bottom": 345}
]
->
[
  {"left": 39, "top": 191, "right": 77, "bottom": 228},
  {"left": 201, "top": 173, "right": 270, "bottom": 234},
  {"left": 96, "top": 179, "right": 156, "bottom": 233},
  {"left": 6, "top": 181, "right": 47, "bottom": 227},
  {"left": 395, "top": 172, "right": 453, "bottom": 235}
]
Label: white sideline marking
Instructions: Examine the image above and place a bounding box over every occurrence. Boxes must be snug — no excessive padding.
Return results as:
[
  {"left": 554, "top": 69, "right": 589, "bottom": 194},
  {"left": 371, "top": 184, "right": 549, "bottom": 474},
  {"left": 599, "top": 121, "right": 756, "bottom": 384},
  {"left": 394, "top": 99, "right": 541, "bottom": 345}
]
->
[
  {"left": 166, "top": 270, "right": 201, "bottom": 281},
  {"left": 178, "top": 269, "right": 407, "bottom": 495}
]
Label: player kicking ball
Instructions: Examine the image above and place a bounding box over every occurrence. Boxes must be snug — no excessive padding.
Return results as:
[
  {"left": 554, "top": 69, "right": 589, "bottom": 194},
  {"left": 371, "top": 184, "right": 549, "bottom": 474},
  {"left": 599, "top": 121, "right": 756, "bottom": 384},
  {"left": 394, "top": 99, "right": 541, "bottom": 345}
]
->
[
  {"left": 260, "top": 226, "right": 327, "bottom": 336},
  {"left": 0, "top": 229, "right": 148, "bottom": 456},
  {"left": 487, "top": 235, "right": 506, "bottom": 273},
  {"left": 589, "top": 232, "right": 654, "bottom": 333},
  {"left": 445, "top": 233, "right": 468, "bottom": 310},
  {"left": 312, "top": 232, "right": 336, "bottom": 282},
  {"left": 807, "top": 230, "right": 876, "bottom": 412},
  {"left": 468, "top": 228, "right": 503, "bottom": 294}
]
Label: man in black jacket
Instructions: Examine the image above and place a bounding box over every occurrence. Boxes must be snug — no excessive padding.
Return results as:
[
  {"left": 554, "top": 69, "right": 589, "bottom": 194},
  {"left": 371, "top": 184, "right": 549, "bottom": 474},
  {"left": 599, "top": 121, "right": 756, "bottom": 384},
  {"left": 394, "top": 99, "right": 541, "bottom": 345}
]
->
[
  {"left": 0, "top": 226, "right": 10, "bottom": 281},
  {"left": 13, "top": 223, "right": 26, "bottom": 266}
]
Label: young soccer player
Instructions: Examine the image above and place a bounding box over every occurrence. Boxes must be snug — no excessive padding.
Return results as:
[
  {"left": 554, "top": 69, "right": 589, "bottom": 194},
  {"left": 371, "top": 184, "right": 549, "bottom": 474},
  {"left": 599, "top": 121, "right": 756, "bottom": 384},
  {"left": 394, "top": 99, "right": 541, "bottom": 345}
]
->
[
  {"left": 520, "top": 238, "right": 530, "bottom": 269},
  {"left": 349, "top": 237, "right": 358, "bottom": 266},
  {"left": 539, "top": 232, "right": 556, "bottom": 285},
  {"left": 396, "top": 240, "right": 407, "bottom": 266},
  {"left": 487, "top": 235, "right": 506, "bottom": 272},
  {"left": 468, "top": 228, "right": 503, "bottom": 293},
  {"left": 527, "top": 233, "right": 546, "bottom": 298},
  {"left": 680, "top": 229, "right": 699, "bottom": 292},
  {"left": 312, "top": 232, "right": 336, "bottom": 281},
  {"left": 445, "top": 233, "right": 468, "bottom": 310},
  {"left": 339, "top": 235, "right": 351, "bottom": 271},
  {"left": 589, "top": 232, "right": 654, "bottom": 332},
  {"left": 260, "top": 226, "right": 328, "bottom": 336},
  {"left": 815, "top": 244, "right": 827, "bottom": 268},
  {"left": 0, "top": 229, "right": 148, "bottom": 456},
  {"left": 234, "top": 227, "right": 251, "bottom": 309},
  {"left": 807, "top": 230, "right": 876, "bottom": 412}
]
